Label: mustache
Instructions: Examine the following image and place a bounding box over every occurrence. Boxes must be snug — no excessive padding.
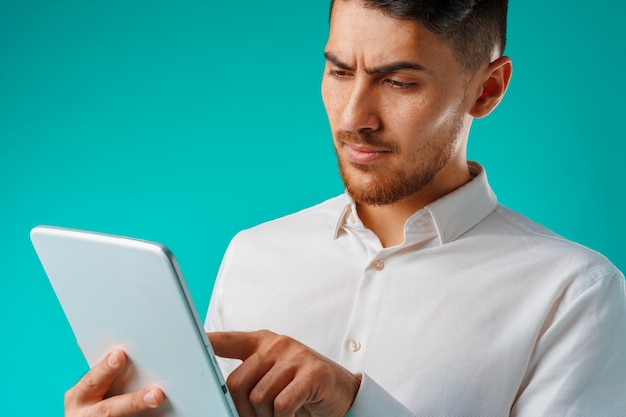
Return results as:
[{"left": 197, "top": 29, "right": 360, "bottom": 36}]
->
[{"left": 335, "top": 130, "right": 397, "bottom": 152}]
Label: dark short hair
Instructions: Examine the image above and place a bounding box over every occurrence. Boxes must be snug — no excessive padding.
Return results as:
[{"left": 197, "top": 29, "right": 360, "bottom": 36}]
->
[{"left": 330, "top": 0, "right": 508, "bottom": 72}]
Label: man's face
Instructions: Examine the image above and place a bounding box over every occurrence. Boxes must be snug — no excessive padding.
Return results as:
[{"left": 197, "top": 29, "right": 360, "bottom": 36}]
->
[{"left": 322, "top": 0, "right": 479, "bottom": 206}]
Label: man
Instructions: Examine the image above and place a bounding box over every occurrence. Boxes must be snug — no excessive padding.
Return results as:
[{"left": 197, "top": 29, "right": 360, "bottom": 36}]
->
[{"left": 65, "top": 0, "right": 626, "bottom": 416}]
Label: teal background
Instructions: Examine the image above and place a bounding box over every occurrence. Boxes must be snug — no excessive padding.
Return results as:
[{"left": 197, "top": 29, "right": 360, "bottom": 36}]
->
[{"left": 1, "top": 1, "right": 624, "bottom": 414}]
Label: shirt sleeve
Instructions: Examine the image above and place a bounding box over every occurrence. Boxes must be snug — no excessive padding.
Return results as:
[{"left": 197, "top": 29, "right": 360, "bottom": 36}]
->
[
  {"left": 511, "top": 271, "right": 626, "bottom": 416},
  {"left": 347, "top": 373, "right": 413, "bottom": 417}
]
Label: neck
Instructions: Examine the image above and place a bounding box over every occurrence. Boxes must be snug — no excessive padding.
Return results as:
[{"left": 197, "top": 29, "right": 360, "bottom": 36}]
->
[{"left": 356, "top": 161, "right": 471, "bottom": 248}]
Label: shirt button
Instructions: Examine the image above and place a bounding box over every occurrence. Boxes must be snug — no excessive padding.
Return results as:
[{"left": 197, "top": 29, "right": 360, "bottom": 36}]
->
[
  {"left": 372, "top": 259, "right": 385, "bottom": 271},
  {"left": 348, "top": 339, "right": 362, "bottom": 352}
]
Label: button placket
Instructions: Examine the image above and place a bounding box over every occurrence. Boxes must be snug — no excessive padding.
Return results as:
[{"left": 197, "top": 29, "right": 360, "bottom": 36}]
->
[{"left": 339, "top": 253, "right": 389, "bottom": 372}]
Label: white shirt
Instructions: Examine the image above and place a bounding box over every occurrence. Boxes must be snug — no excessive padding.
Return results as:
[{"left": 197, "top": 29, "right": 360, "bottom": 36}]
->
[{"left": 206, "top": 162, "right": 626, "bottom": 416}]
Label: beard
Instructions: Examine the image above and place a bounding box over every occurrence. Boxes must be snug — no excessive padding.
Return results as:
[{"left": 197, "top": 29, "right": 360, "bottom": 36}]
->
[{"left": 334, "top": 118, "right": 463, "bottom": 206}]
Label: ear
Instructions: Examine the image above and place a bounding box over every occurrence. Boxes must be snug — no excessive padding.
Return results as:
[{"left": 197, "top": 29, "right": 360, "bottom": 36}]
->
[{"left": 469, "top": 56, "right": 512, "bottom": 118}]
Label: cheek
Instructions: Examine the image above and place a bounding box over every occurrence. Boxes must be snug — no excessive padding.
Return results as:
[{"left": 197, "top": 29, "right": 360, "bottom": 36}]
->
[
  {"left": 321, "top": 80, "right": 341, "bottom": 127},
  {"left": 321, "top": 80, "right": 331, "bottom": 113},
  {"left": 383, "top": 97, "right": 433, "bottom": 137},
  {"left": 399, "top": 94, "right": 462, "bottom": 135}
]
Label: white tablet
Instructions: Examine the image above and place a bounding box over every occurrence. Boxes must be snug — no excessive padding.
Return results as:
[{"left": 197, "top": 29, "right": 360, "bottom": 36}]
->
[{"left": 31, "top": 225, "right": 238, "bottom": 417}]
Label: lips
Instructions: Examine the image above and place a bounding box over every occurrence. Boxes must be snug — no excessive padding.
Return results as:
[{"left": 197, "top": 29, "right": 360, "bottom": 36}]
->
[{"left": 344, "top": 143, "right": 390, "bottom": 164}]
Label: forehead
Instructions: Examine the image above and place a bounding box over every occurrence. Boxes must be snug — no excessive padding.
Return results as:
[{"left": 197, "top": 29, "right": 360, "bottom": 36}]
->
[{"left": 327, "top": 1, "right": 459, "bottom": 72}]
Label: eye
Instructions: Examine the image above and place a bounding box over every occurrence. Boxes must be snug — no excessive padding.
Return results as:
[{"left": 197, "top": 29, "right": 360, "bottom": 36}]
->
[
  {"left": 328, "top": 69, "right": 352, "bottom": 79},
  {"left": 383, "top": 78, "right": 417, "bottom": 90}
]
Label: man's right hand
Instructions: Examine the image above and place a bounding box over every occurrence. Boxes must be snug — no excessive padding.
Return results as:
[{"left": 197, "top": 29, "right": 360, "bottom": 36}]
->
[{"left": 65, "top": 349, "right": 164, "bottom": 417}]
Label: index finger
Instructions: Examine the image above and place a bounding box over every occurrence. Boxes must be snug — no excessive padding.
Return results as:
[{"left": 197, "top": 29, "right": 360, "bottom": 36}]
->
[{"left": 208, "top": 331, "right": 263, "bottom": 361}]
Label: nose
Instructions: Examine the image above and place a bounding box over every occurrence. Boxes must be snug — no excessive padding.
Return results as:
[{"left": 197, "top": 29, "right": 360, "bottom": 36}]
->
[{"left": 340, "top": 80, "right": 380, "bottom": 132}]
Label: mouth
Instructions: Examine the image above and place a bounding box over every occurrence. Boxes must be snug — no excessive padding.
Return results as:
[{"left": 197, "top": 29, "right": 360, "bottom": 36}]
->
[{"left": 344, "top": 143, "right": 391, "bottom": 165}]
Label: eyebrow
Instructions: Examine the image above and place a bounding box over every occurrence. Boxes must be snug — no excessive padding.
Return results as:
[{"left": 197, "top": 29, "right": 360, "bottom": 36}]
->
[{"left": 324, "top": 51, "right": 429, "bottom": 74}]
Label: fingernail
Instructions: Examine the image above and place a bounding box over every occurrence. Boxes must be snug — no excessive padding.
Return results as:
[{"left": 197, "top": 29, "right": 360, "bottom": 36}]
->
[
  {"left": 144, "top": 390, "right": 157, "bottom": 408},
  {"left": 107, "top": 351, "right": 119, "bottom": 368}
]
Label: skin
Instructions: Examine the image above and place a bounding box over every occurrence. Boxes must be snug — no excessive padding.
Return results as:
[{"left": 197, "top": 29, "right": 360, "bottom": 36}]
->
[
  {"left": 63, "top": 1, "right": 511, "bottom": 416},
  {"left": 209, "top": 331, "right": 361, "bottom": 417},
  {"left": 64, "top": 349, "right": 164, "bottom": 417},
  {"left": 324, "top": 0, "right": 512, "bottom": 247}
]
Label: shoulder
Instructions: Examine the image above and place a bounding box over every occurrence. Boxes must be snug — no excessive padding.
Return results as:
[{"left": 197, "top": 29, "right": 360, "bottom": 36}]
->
[
  {"left": 228, "top": 194, "right": 346, "bottom": 248},
  {"left": 481, "top": 203, "right": 623, "bottom": 286}
]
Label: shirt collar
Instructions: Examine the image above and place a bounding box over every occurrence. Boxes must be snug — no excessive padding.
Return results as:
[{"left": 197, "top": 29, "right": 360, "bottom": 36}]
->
[{"left": 333, "top": 162, "right": 497, "bottom": 245}]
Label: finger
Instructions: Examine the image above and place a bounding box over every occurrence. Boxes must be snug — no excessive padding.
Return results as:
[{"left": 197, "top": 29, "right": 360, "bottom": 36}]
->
[
  {"left": 73, "top": 349, "right": 128, "bottom": 401},
  {"left": 226, "top": 352, "right": 274, "bottom": 417},
  {"left": 273, "top": 377, "right": 311, "bottom": 417},
  {"left": 208, "top": 331, "right": 263, "bottom": 360},
  {"left": 274, "top": 367, "right": 361, "bottom": 417},
  {"left": 248, "top": 365, "right": 296, "bottom": 417},
  {"left": 87, "top": 387, "right": 164, "bottom": 417}
]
